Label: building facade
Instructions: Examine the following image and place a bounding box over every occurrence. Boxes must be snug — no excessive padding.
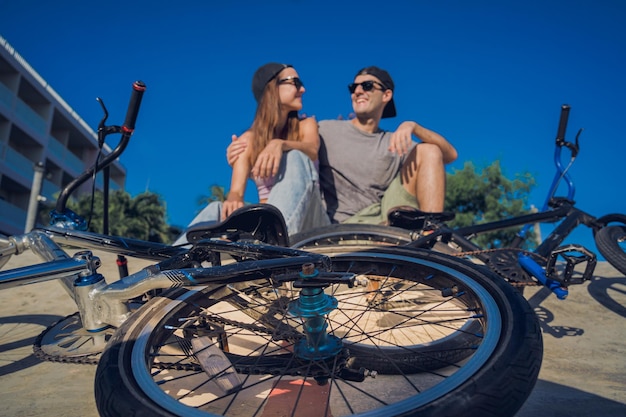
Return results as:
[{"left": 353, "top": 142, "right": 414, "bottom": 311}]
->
[{"left": 0, "top": 36, "right": 126, "bottom": 235}]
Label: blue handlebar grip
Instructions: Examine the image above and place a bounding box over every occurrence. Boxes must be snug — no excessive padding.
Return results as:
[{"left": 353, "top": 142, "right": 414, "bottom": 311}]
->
[
  {"left": 122, "top": 80, "right": 146, "bottom": 133},
  {"left": 518, "top": 254, "right": 568, "bottom": 300}
]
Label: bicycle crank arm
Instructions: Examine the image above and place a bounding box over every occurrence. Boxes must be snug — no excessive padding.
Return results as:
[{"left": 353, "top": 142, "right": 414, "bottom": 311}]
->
[{"left": 518, "top": 254, "right": 568, "bottom": 300}]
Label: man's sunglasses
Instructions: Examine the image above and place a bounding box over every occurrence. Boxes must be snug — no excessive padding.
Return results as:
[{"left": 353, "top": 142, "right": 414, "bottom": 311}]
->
[
  {"left": 278, "top": 76, "right": 304, "bottom": 90},
  {"left": 348, "top": 80, "right": 387, "bottom": 94}
]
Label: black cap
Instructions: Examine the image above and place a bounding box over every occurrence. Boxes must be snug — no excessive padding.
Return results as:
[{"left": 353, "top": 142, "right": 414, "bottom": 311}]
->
[
  {"left": 355, "top": 66, "right": 396, "bottom": 118},
  {"left": 252, "top": 62, "right": 292, "bottom": 102}
]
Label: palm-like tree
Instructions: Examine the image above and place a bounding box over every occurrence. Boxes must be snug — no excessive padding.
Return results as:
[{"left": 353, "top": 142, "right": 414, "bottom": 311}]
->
[
  {"left": 197, "top": 184, "right": 227, "bottom": 208},
  {"left": 61, "top": 190, "right": 170, "bottom": 242}
]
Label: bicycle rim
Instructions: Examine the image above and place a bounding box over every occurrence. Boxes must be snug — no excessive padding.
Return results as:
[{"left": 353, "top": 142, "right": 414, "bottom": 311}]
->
[
  {"left": 95, "top": 248, "right": 541, "bottom": 417},
  {"left": 290, "top": 224, "right": 414, "bottom": 249}
]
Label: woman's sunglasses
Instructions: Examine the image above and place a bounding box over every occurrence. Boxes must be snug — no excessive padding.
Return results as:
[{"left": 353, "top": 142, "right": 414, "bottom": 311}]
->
[
  {"left": 278, "top": 76, "right": 304, "bottom": 90},
  {"left": 348, "top": 80, "right": 386, "bottom": 94}
]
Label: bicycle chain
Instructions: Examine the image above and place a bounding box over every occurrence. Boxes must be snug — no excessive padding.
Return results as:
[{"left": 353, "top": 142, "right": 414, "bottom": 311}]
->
[
  {"left": 32, "top": 247, "right": 545, "bottom": 366},
  {"left": 32, "top": 311, "right": 303, "bottom": 367},
  {"left": 200, "top": 313, "right": 304, "bottom": 341},
  {"left": 151, "top": 314, "right": 350, "bottom": 376},
  {"left": 447, "top": 247, "right": 548, "bottom": 287},
  {"left": 151, "top": 313, "right": 290, "bottom": 372},
  {"left": 33, "top": 345, "right": 100, "bottom": 365}
]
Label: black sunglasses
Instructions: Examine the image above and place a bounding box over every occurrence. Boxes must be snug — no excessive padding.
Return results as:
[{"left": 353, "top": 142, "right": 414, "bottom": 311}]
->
[
  {"left": 278, "top": 76, "right": 304, "bottom": 90},
  {"left": 348, "top": 80, "right": 387, "bottom": 94}
]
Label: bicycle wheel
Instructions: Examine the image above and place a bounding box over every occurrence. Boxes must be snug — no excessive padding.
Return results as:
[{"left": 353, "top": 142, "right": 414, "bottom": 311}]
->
[
  {"left": 290, "top": 224, "right": 415, "bottom": 249},
  {"left": 0, "top": 234, "right": 12, "bottom": 270},
  {"left": 94, "top": 247, "right": 542, "bottom": 417},
  {"left": 595, "top": 225, "right": 626, "bottom": 276}
]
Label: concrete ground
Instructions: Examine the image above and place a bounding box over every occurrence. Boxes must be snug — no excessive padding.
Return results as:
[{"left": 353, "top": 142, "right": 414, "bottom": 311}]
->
[{"left": 0, "top": 249, "right": 624, "bottom": 416}]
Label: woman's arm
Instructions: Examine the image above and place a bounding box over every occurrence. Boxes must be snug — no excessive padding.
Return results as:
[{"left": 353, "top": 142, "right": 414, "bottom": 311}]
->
[
  {"left": 252, "top": 117, "right": 320, "bottom": 178},
  {"left": 222, "top": 132, "right": 252, "bottom": 219}
]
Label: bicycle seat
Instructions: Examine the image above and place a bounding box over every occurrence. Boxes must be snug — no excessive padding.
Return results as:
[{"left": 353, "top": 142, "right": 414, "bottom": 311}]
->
[
  {"left": 387, "top": 206, "right": 455, "bottom": 230},
  {"left": 185, "top": 204, "right": 289, "bottom": 246}
]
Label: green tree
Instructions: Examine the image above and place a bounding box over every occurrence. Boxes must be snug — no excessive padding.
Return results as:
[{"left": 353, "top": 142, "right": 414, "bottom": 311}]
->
[
  {"left": 445, "top": 160, "right": 536, "bottom": 249},
  {"left": 197, "top": 184, "right": 227, "bottom": 207},
  {"left": 63, "top": 189, "right": 172, "bottom": 243}
]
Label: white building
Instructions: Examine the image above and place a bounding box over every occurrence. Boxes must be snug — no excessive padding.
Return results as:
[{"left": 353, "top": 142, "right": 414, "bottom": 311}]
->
[{"left": 0, "top": 36, "right": 126, "bottom": 235}]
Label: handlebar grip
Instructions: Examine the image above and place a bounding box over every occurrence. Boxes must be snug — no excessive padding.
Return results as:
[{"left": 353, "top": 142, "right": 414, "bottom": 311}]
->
[
  {"left": 122, "top": 80, "right": 146, "bottom": 133},
  {"left": 555, "top": 104, "right": 570, "bottom": 145}
]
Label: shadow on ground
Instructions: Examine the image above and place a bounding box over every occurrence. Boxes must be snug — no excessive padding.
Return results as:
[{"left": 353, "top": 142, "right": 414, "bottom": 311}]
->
[
  {"left": 517, "top": 379, "right": 626, "bottom": 416},
  {"left": 0, "top": 313, "right": 64, "bottom": 377}
]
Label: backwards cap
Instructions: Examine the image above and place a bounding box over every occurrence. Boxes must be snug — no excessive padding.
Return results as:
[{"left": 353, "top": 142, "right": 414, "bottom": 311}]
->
[{"left": 252, "top": 62, "right": 292, "bottom": 102}]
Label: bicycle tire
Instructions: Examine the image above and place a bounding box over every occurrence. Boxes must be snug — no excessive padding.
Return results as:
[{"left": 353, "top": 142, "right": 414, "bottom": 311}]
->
[
  {"left": 0, "top": 234, "right": 11, "bottom": 270},
  {"left": 290, "top": 223, "right": 415, "bottom": 249},
  {"left": 595, "top": 213, "right": 626, "bottom": 229},
  {"left": 94, "top": 247, "right": 542, "bottom": 417},
  {"left": 595, "top": 225, "right": 626, "bottom": 276}
]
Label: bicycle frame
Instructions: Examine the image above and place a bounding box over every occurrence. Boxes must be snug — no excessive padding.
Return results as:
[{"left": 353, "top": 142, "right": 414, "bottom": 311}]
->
[
  {"left": 0, "top": 81, "right": 549, "bottom": 417},
  {"left": 0, "top": 80, "right": 333, "bottom": 341},
  {"left": 407, "top": 105, "right": 601, "bottom": 299},
  {"left": 0, "top": 226, "right": 332, "bottom": 330}
]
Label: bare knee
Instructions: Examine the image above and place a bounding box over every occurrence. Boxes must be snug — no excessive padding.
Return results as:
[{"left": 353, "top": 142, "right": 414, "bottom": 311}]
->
[
  {"left": 401, "top": 143, "right": 443, "bottom": 178},
  {"left": 415, "top": 143, "right": 443, "bottom": 164}
]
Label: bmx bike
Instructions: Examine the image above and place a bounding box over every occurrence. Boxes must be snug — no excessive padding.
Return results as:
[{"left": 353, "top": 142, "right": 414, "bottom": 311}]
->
[
  {"left": 291, "top": 105, "right": 626, "bottom": 300},
  {"left": 0, "top": 82, "right": 542, "bottom": 417}
]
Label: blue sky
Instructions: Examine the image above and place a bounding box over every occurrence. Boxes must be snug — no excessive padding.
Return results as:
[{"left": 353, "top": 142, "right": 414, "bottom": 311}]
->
[{"left": 1, "top": 0, "right": 624, "bottom": 255}]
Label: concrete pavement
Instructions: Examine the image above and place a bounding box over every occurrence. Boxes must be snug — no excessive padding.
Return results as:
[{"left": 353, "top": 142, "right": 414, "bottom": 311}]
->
[{"left": 0, "top": 249, "right": 624, "bottom": 416}]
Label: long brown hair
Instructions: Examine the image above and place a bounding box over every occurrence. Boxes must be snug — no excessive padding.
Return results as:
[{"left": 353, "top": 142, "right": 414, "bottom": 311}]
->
[{"left": 249, "top": 77, "right": 301, "bottom": 166}]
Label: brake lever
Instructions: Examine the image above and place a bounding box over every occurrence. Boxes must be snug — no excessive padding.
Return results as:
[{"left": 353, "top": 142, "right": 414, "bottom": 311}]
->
[
  {"left": 96, "top": 97, "right": 121, "bottom": 148},
  {"left": 560, "top": 128, "right": 583, "bottom": 159}
]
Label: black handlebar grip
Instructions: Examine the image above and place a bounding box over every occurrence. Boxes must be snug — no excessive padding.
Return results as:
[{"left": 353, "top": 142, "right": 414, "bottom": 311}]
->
[
  {"left": 555, "top": 104, "right": 570, "bottom": 145},
  {"left": 122, "top": 80, "right": 146, "bottom": 133}
]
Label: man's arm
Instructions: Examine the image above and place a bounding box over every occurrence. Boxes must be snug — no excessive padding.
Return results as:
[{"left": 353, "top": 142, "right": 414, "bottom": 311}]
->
[
  {"left": 389, "top": 121, "right": 458, "bottom": 163},
  {"left": 227, "top": 134, "right": 248, "bottom": 167}
]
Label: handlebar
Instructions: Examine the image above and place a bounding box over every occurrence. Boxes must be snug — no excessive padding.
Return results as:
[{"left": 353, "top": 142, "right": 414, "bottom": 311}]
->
[
  {"left": 555, "top": 103, "right": 581, "bottom": 158},
  {"left": 546, "top": 104, "right": 581, "bottom": 207},
  {"left": 52, "top": 81, "right": 146, "bottom": 222},
  {"left": 122, "top": 81, "right": 146, "bottom": 132},
  {"left": 555, "top": 104, "right": 570, "bottom": 146}
]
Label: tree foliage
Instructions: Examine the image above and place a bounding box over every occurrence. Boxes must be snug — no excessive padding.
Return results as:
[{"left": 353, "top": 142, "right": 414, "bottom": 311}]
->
[
  {"left": 197, "top": 184, "right": 227, "bottom": 207},
  {"left": 61, "top": 190, "right": 175, "bottom": 243},
  {"left": 444, "top": 160, "right": 537, "bottom": 249},
  {"left": 33, "top": 162, "right": 536, "bottom": 249}
]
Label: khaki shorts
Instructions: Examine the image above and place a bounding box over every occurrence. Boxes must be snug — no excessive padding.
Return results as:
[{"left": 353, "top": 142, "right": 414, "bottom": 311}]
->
[{"left": 342, "top": 174, "right": 418, "bottom": 225}]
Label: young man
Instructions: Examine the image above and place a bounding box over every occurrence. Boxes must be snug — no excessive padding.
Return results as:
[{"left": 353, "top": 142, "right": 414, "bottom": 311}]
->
[
  {"left": 317, "top": 66, "right": 457, "bottom": 224},
  {"left": 227, "top": 66, "right": 457, "bottom": 228}
]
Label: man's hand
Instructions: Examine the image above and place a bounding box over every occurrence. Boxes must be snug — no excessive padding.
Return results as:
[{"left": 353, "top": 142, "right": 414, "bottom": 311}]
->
[
  {"left": 252, "top": 139, "right": 283, "bottom": 178},
  {"left": 389, "top": 121, "right": 416, "bottom": 155},
  {"left": 227, "top": 134, "right": 249, "bottom": 166}
]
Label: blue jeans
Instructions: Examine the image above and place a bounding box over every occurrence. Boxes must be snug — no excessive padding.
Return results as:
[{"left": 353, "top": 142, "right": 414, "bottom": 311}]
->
[{"left": 174, "top": 150, "right": 330, "bottom": 245}]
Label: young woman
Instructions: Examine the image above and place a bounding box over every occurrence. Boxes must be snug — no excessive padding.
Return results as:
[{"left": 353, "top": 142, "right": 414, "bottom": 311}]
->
[
  {"left": 174, "top": 63, "right": 329, "bottom": 244},
  {"left": 222, "top": 63, "right": 319, "bottom": 219}
]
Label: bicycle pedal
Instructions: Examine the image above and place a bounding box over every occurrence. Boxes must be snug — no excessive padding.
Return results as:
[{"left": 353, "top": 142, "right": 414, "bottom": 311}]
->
[
  {"left": 546, "top": 244, "right": 597, "bottom": 285},
  {"left": 191, "top": 336, "right": 242, "bottom": 394}
]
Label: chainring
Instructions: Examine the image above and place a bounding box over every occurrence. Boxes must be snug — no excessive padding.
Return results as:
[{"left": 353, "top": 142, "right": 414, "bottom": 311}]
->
[
  {"left": 33, "top": 312, "right": 115, "bottom": 365},
  {"left": 485, "top": 249, "right": 544, "bottom": 286}
]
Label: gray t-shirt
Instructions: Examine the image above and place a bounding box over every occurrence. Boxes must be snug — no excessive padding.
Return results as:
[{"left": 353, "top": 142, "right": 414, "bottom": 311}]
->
[{"left": 318, "top": 120, "right": 410, "bottom": 223}]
